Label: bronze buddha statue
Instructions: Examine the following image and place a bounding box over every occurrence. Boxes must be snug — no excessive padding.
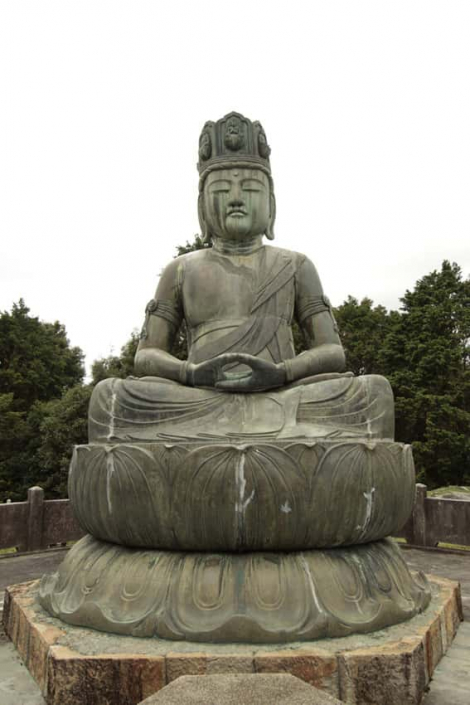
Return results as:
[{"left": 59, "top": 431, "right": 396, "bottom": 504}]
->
[
  {"left": 89, "top": 113, "right": 393, "bottom": 444},
  {"left": 40, "top": 112, "right": 430, "bottom": 643}
]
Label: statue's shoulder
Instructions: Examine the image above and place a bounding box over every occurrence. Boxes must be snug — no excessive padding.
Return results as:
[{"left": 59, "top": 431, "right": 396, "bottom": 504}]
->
[
  {"left": 160, "top": 248, "right": 209, "bottom": 277},
  {"left": 264, "top": 244, "right": 309, "bottom": 270},
  {"left": 172, "top": 248, "right": 211, "bottom": 265},
  {"left": 264, "top": 246, "right": 323, "bottom": 293}
]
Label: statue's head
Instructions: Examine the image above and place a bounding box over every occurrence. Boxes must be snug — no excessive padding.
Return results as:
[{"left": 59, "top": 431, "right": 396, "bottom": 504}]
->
[{"left": 197, "top": 112, "right": 276, "bottom": 243}]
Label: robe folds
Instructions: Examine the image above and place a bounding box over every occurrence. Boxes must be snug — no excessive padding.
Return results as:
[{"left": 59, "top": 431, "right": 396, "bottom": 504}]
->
[{"left": 89, "top": 372, "right": 395, "bottom": 443}]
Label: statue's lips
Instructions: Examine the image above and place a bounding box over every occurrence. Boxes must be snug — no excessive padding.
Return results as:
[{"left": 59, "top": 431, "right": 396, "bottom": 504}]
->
[{"left": 227, "top": 210, "right": 247, "bottom": 218}]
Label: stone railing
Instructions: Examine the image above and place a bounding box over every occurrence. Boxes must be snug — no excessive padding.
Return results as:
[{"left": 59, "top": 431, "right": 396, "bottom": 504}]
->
[
  {"left": 0, "top": 483, "right": 469, "bottom": 554},
  {"left": 0, "top": 487, "right": 84, "bottom": 553},
  {"left": 395, "top": 483, "right": 470, "bottom": 549}
]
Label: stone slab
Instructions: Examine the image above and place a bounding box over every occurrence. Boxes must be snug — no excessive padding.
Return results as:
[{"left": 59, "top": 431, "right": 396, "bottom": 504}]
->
[
  {"left": 138, "top": 674, "right": 341, "bottom": 704},
  {"left": 2, "top": 575, "right": 463, "bottom": 705}
]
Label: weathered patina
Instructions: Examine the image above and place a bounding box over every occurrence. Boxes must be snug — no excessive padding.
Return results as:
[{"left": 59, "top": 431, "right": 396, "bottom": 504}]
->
[{"left": 40, "top": 112, "right": 431, "bottom": 641}]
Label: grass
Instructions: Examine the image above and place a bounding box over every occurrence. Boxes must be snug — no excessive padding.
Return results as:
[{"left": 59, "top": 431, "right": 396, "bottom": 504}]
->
[
  {"left": 438, "top": 542, "right": 470, "bottom": 552},
  {"left": 0, "top": 547, "right": 18, "bottom": 555},
  {"left": 428, "top": 485, "right": 470, "bottom": 497}
]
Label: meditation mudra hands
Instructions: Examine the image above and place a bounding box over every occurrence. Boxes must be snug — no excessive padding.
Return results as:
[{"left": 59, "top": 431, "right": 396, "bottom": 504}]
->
[{"left": 188, "top": 353, "right": 286, "bottom": 392}]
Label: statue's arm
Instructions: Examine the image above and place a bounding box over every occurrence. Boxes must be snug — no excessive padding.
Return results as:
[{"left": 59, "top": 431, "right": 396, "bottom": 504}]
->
[
  {"left": 134, "top": 259, "right": 188, "bottom": 382},
  {"left": 287, "top": 257, "right": 345, "bottom": 382}
]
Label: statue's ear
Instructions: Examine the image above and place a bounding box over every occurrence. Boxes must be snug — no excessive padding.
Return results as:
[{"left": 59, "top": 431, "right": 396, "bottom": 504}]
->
[
  {"left": 198, "top": 192, "right": 212, "bottom": 244},
  {"left": 266, "top": 191, "right": 276, "bottom": 240}
]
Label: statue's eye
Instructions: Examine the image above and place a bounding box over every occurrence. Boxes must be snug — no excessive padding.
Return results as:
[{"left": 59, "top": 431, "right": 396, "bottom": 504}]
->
[
  {"left": 209, "top": 180, "right": 231, "bottom": 194},
  {"left": 242, "top": 180, "right": 264, "bottom": 192}
]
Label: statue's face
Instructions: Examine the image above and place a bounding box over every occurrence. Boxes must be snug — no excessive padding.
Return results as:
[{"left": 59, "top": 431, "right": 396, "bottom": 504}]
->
[{"left": 203, "top": 168, "right": 271, "bottom": 240}]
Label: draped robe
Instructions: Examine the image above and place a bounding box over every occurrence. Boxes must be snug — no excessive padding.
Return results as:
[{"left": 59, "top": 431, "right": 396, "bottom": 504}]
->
[{"left": 89, "top": 246, "right": 394, "bottom": 443}]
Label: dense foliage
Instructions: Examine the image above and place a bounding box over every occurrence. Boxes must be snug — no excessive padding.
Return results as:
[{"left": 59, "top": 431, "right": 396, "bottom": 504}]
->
[
  {"left": 0, "top": 301, "right": 85, "bottom": 500},
  {"left": 1, "top": 257, "right": 468, "bottom": 500},
  {"left": 0, "top": 300, "right": 84, "bottom": 410},
  {"left": 334, "top": 262, "right": 470, "bottom": 486},
  {"left": 381, "top": 262, "right": 470, "bottom": 486}
]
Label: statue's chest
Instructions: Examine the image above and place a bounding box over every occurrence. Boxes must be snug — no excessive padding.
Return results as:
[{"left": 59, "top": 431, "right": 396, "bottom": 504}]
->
[{"left": 183, "top": 257, "right": 257, "bottom": 324}]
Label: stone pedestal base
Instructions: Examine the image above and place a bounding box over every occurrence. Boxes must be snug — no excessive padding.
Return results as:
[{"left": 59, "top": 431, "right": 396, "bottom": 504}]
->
[
  {"left": 38, "top": 536, "right": 431, "bottom": 643},
  {"left": 3, "top": 576, "right": 462, "bottom": 705}
]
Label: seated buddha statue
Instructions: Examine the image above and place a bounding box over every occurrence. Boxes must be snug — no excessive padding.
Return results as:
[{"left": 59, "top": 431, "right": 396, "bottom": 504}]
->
[
  {"left": 40, "top": 112, "right": 430, "bottom": 645},
  {"left": 89, "top": 111, "right": 394, "bottom": 443}
]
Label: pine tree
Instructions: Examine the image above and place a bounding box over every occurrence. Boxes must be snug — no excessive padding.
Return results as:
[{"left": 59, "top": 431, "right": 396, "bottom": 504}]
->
[{"left": 381, "top": 261, "right": 470, "bottom": 487}]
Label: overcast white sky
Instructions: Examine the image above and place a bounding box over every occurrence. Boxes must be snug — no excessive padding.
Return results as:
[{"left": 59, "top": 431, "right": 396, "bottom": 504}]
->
[{"left": 1, "top": 1, "right": 469, "bottom": 374}]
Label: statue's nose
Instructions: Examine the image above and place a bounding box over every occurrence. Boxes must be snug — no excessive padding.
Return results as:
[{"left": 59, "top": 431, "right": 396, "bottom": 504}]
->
[{"left": 228, "top": 183, "right": 244, "bottom": 205}]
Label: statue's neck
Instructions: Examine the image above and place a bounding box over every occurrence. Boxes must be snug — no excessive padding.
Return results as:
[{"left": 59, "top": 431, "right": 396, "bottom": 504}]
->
[{"left": 211, "top": 234, "right": 264, "bottom": 256}]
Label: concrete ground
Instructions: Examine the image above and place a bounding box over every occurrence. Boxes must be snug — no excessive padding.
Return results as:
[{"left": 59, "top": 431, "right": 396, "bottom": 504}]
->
[
  {"left": 0, "top": 546, "right": 468, "bottom": 705},
  {"left": 403, "top": 547, "right": 470, "bottom": 705},
  {"left": 0, "top": 550, "right": 67, "bottom": 705}
]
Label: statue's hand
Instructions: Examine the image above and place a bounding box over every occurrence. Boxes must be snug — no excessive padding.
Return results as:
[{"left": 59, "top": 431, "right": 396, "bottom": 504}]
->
[
  {"left": 189, "top": 354, "right": 253, "bottom": 388},
  {"left": 212, "top": 353, "right": 286, "bottom": 392}
]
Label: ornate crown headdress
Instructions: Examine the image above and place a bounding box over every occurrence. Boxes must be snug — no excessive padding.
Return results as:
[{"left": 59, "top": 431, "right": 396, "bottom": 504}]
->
[{"left": 197, "top": 111, "right": 271, "bottom": 185}]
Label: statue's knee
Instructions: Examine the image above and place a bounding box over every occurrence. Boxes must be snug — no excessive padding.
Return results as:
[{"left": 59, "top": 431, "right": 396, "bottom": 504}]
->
[
  {"left": 361, "top": 374, "right": 395, "bottom": 439},
  {"left": 364, "top": 375, "right": 394, "bottom": 405},
  {"left": 89, "top": 378, "right": 118, "bottom": 412}
]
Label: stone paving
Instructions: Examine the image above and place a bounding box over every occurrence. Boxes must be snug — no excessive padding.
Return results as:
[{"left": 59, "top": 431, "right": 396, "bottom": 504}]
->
[
  {"left": 0, "top": 546, "right": 468, "bottom": 705},
  {"left": 403, "top": 547, "right": 470, "bottom": 705}
]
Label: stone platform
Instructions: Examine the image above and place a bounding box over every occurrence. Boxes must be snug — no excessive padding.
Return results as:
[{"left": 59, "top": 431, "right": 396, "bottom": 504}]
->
[{"left": 3, "top": 576, "right": 462, "bottom": 705}]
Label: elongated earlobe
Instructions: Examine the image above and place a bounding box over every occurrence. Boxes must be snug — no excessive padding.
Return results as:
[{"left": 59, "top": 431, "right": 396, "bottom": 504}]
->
[
  {"left": 266, "top": 192, "right": 276, "bottom": 240},
  {"left": 198, "top": 193, "right": 212, "bottom": 243}
]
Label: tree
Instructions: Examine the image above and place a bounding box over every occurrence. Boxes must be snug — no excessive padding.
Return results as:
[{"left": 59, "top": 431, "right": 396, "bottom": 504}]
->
[
  {"left": 0, "top": 300, "right": 84, "bottom": 411},
  {"left": 175, "top": 234, "right": 207, "bottom": 257},
  {"left": 0, "top": 301, "right": 85, "bottom": 501},
  {"left": 334, "top": 296, "right": 395, "bottom": 376},
  {"left": 91, "top": 332, "right": 140, "bottom": 385},
  {"left": 0, "top": 393, "right": 29, "bottom": 500},
  {"left": 381, "top": 261, "right": 470, "bottom": 487},
  {"left": 27, "top": 385, "right": 92, "bottom": 498}
]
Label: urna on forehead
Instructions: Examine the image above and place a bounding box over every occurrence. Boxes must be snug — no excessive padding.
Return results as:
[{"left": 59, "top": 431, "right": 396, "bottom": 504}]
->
[{"left": 197, "top": 111, "right": 272, "bottom": 187}]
